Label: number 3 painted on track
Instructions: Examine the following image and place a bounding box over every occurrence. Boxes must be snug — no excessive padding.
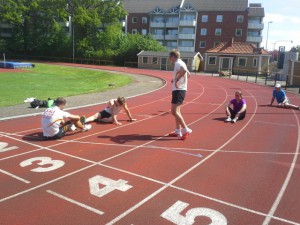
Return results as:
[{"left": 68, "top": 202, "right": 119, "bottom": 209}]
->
[
  {"left": 20, "top": 157, "right": 65, "bottom": 172},
  {"left": 161, "top": 200, "right": 227, "bottom": 225},
  {"left": 0, "top": 142, "right": 18, "bottom": 153}
]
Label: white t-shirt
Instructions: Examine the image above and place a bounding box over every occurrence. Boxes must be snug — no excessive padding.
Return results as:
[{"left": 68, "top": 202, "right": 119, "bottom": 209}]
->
[
  {"left": 104, "top": 99, "right": 121, "bottom": 115},
  {"left": 172, "top": 59, "right": 188, "bottom": 91},
  {"left": 41, "top": 106, "right": 70, "bottom": 137}
]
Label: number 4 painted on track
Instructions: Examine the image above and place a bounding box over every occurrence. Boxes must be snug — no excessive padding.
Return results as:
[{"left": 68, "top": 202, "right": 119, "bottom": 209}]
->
[
  {"left": 89, "top": 175, "right": 132, "bottom": 198},
  {"left": 161, "top": 200, "right": 227, "bottom": 225},
  {"left": 0, "top": 142, "right": 18, "bottom": 153}
]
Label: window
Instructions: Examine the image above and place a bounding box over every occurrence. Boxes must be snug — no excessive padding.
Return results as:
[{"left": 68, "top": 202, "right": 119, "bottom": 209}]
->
[
  {"left": 143, "top": 57, "right": 148, "bottom": 64},
  {"left": 208, "top": 56, "right": 217, "bottom": 65},
  {"left": 215, "top": 28, "right": 222, "bottom": 36},
  {"left": 167, "top": 29, "right": 178, "bottom": 35},
  {"left": 200, "top": 28, "right": 207, "bottom": 35},
  {"left": 216, "top": 15, "right": 223, "bottom": 22},
  {"left": 238, "top": 58, "right": 247, "bottom": 67},
  {"left": 142, "top": 29, "right": 147, "bottom": 35},
  {"left": 181, "top": 27, "right": 194, "bottom": 34},
  {"left": 167, "top": 41, "right": 178, "bottom": 47},
  {"left": 180, "top": 40, "right": 193, "bottom": 47},
  {"left": 237, "top": 15, "right": 244, "bottom": 23},
  {"left": 200, "top": 41, "right": 206, "bottom": 48},
  {"left": 132, "top": 29, "right": 137, "bottom": 34},
  {"left": 142, "top": 17, "right": 148, "bottom": 24},
  {"left": 153, "top": 57, "right": 158, "bottom": 64},
  {"left": 214, "top": 41, "right": 221, "bottom": 47},
  {"left": 236, "top": 29, "right": 242, "bottom": 36},
  {"left": 132, "top": 17, "right": 137, "bottom": 23},
  {"left": 253, "top": 58, "right": 258, "bottom": 67},
  {"left": 202, "top": 15, "right": 208, "bottom": 22},
  {"left": 154, "top": 29, "right": 163, "bottom": 35}
]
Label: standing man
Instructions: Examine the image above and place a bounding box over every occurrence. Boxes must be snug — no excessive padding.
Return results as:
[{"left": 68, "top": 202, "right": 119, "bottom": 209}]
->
[
  {"left": 41, "top": 97, "right": 91, "bottom": 140},
  {"left": 269, "top": 84, "right": 300, "bottom": 109},
  {"left": 168, "top": 50, "right": 192, "bottom": 140}
]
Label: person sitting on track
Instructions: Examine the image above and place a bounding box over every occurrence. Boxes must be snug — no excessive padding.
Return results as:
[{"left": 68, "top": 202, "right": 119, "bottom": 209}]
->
[
  {"left": 41, "top": 97, "right": 91, "bottom": 140},
  {"left": 225, "top": 91, "right": 247, "bottom": 123},
  {"left": 268, "top": 83, "right": 300, "bottom": 109},
  {"left": 84, "top": 96, "right": 136, "bottom": 125}
]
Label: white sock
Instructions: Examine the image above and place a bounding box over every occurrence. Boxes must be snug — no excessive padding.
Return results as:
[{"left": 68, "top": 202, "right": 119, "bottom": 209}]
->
[{"left": 175, "top": 129, "right": 181, "bottom": 134}]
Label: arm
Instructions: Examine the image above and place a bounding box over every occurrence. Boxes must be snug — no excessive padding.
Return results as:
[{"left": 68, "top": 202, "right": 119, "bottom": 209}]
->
[
  {"left": 235, "top": 104, "right": 247, "bottom": 118},
  {"left": 108, "top": 100, "right": 122, "bottom": 125},
  {"left": 175, "top": 66, "right": 188, "bottom": 88},
  {"left": 269, "top": 96, "right": 275, "bottom": 106},
  {"left": 225, "top": 102, "right": 232, "bottom": 115},
  {"left": 123, "top": 103, "right": 136, "bottom": 122}
]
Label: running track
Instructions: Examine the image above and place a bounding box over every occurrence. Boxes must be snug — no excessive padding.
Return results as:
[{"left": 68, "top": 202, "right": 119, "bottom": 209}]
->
[{"left": 1, "top": 65, "right": 300, "bottom": 225}]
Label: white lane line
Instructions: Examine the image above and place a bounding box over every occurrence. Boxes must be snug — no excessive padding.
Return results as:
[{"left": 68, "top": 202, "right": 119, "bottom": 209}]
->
[
  {"left": 0, "top": 77, "right": 167, "bottom": 121},
  {"left": 0, "top": 169, "right": 30, "bottom": 184},
  {"left": 254, "top": 121, "right": 296, "bottom": 127},
  {"left": 46, "top": 190, "right": 104, "bottom": 215},
  {"left": 262, "top": 110, "right": 300, "bottom": 225}
]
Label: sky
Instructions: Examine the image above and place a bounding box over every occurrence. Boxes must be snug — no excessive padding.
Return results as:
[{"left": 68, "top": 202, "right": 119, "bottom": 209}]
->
[{"left": 249, "top": 0, "right": 300, "bottom": 51}]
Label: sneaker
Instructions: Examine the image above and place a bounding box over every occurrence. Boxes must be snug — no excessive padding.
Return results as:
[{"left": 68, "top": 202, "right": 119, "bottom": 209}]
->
[
  {"left": 181, "top": 128, "right": 192, "bottom": 140},
  {"left": 168, "top": 132, "right": 182, "bottom": 137},
  {"left": 225, "top": 117, "right": 232, "bottom": 122},
  {"left": 80, "top": 116, "right": 86, "bottom": 125},
  {"left": 232, "top": 118, "right": 238, "bottom": 123},
  {"left": 69, "top": 124, "right": 77, "bottom": 131},
  {"left": 82, "top": 124, "right": 92, "bottom": 132}
]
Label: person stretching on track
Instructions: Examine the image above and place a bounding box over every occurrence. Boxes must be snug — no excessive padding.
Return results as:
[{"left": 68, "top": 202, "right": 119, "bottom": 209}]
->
[
  {"left": 225, "top": 91, "right": 247, "bottom": 123},
  {"left": 268, "top": 83, "right": 300, "bottom": 109},
  {"left": 168, "top": 49, "right": 192, "bottom": 140},
  {"left": 41, "top": 97, "right": 91, "bottom": 140},
  {"left": 84, "top": 96, "right": 136, "bottom": 125}
]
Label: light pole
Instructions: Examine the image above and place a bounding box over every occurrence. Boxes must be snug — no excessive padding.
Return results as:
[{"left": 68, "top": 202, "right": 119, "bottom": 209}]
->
[{"left": 265, "top": 21, "right": 273, "bottom": 50}]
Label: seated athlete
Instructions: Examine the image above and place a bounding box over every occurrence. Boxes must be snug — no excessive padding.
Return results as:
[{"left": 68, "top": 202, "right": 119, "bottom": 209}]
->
[
  {"left": 41, "top": 97, "right": 91, "bottom": 139},
  {"left": 84, "top": 96, "right": 136, "bottom": 125},
  {"left": 225, "top": 91, "right": 247, "bottom": 123},
  {"left": 269, "top": 83, "right": 300, "bottom": 109}
]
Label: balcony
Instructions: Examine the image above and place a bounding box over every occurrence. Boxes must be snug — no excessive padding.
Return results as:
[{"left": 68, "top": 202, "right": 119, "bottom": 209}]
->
[
  {"left": 151, "top": 34, "right": 164, "bottom": 40},
  {"left": 166, "top": 46, "right": 178, "bottom": 51},
  {"left": 178, "top": 46, "right": 194, "bottom": 52},
  {"left": 248, "top": 23, "right": 264, "bottom": 30},
  {"left": 178, "top": 34, "right": 195, "bottom": 39},
  {"left": 165, "top": 22, "right": 179, "bottom": 27},
  {"left": 165, "top": 34, "right": 178, "bottom": 40},
  {"left": 179, "top": 20, "right": 196, "bottom": 26},
  {"left": 246, "top": 36, "right": 263, "bottom": 43},
  {"left": 150, "top": 22, "right": 165, "bottom": 28}
]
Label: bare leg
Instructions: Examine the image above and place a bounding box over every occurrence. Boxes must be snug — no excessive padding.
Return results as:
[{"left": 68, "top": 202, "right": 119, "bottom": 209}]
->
[
  {"left": 69, "top": 118, "right": 84, "bottom": 129},
  {"left": 284, "top": 103, "right": 299, "bottom": 109},
  {"left": 85, "top": 113, "right": 100, "bottom": 123},
  {"left": 171, "top": 104, "right": 188, "bottom": 130}
]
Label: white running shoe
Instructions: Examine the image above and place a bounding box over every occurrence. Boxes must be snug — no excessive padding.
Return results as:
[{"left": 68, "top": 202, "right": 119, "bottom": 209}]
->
[
  {"left": 232, "top": 118, "right": 238, "bottom": 123},
  {"left": 82, "top": 124, "right": 92, "bottom": 132},
  {"left": 225, "top": 117, "right": 232, "bottom": 122},
  {"left": 181, "top": 128, "right": 192, "bottom": 140},
  {"left": 69, "top": 124, "right": 77, "bottom": 131}
]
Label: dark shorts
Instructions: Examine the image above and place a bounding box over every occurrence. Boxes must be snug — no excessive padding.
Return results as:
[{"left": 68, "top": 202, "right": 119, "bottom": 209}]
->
[
  {"left": 45, "top": 121, "right": 72, "bottom": 140},
  {"left": 228, "top": 107, "right": 246, "bottom": 120},
  {"left": 172, "top": 90, "right": 186, "bottom": 105},
  {"left": 99, "top": 110, "right": 112, "bottom": 119}
]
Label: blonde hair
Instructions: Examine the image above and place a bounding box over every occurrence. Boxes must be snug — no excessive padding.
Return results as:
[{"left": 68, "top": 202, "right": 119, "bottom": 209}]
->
[
  {"left": 235, "top": 91, "right": 243, "bottom": 98},
  {"left": 117, "top": 96, "right": 126, "bottom": 105},
  {"left": 169, "top": 49, "right": 180, "bottom": 59}
]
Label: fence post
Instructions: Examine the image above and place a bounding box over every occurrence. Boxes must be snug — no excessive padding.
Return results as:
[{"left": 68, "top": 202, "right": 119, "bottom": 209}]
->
[
  {"left": 264, "top": 73, "right": 268, "bottom": 85},
  {"left": 274, "top": 73, "right": 278, "bottom": 86},
  {"left": 285, "top": 74, "right": 289, "bottom": 90}
]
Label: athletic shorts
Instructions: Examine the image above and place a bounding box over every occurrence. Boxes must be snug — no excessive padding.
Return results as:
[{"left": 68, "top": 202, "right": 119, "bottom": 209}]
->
[
  {"left": 44, "top": 121, "right": 72, "bottom": 140},
  {"left": 99, "top": 110, "right": 112, "bottom": 119},
  {"left": 172, "top": 90, "right": 186, "bottom": 105}
]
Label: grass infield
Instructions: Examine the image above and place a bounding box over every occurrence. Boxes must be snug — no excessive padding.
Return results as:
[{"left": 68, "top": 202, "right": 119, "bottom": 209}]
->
[{"left": 0, "top": 63, "right": 133, "bottom": 107}]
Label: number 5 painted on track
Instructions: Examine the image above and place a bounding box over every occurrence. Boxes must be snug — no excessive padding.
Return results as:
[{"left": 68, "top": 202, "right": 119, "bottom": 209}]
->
[
  {"left": 20, "top": 157, "right": 65, "bottom": 172},
  {"left": 89, "top": 175, "right": 132, "bottom": 198},
  {"left": 161, "top": 200, "right": 227, "bottom": 225},
  {"left": 0, "top": 142, "right": 18, "bottom": 153}
]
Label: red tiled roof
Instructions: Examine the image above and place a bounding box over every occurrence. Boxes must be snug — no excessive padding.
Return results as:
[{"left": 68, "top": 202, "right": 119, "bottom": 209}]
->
[{"left": 206, "top": 42, "right": 270, "bottom": 55}]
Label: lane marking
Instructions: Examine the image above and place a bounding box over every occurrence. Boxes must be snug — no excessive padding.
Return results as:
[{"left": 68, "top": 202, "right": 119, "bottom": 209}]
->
[
  {"left": 254, "top": 121, "right": 296, "bottom": 127},
  {"left": 0, "top": 169, "right": 30, "bottom": 184},
  {"left": 262, "top": 110, "right": 300, "bottom": 225},
  {"left": 46, "top": 190, "right": 104, "bottom": 215}
]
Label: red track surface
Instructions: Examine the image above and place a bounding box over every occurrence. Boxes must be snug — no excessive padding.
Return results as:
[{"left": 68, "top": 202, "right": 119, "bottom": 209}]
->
[{"left": 1, "top": 65, "right": 300, "bottom": 225}]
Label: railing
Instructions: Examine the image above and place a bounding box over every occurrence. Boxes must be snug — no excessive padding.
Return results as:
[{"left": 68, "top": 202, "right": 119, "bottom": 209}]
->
[
  {"left": 178, "top": 33, "right": 195, "bottom": 39},
  {"left": 179, "top": 20, "right": 196, "bottom": 26},
  {"left": 165, "top": 22, "right": 179, "bottom": 27},
  {"left": 165, "top": 34, "right": 178, "bottom": 40},
  {"left": 150, "top": 22, "right": 165, "bottom": 27},
  {"left": 124, "top": 62, "right": 138, "bottom": 68},
  {"left": 246, "top": 36, "right": 263, "bottom": 42},
  {"left": 206, "top": 67, "right": 300, "bottom": 93},
  {"left": 248, "top": 22, "right": 264, "bottom": 29}
]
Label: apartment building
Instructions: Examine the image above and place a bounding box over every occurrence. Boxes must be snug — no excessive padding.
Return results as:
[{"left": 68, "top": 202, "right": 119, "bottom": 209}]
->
[{"left": 123, "top": 0, "right": 265, "bottom": 53}]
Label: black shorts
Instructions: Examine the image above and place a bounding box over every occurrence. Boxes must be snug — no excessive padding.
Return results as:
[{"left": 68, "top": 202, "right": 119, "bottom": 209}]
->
[
  {"left": 99, "top": 110, "right": 112, "bottom": 119},
  {"left": 172, "top": 90, "right": 186, "bottom": 105},
  {"left": 228, "top": 107, "right": 246, "bottom": 120},
  {"left": 45, "top": 121, "right": 72, "bottom": 140}
]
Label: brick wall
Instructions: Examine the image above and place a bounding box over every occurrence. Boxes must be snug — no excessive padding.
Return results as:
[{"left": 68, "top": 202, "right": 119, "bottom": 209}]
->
[{"left": 127, "top": 13, "right": 150, "bottom": 34}]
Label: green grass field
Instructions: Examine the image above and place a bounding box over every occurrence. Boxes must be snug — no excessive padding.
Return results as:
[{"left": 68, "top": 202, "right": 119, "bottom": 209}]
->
[{"left": 0, "top": 63, "right": 133, "bottom": 107}]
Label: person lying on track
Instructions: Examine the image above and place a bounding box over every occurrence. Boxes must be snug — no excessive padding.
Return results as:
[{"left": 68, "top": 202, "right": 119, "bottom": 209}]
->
[
  {"left": 268, "top": 83, "right": 300, "bottom": 109},
  {"left": 84, "top": 96, "right": 136, "bottom": 125},
  {"left": 41, "top": 97, "right": 91, "bottom": 140},
  {"left": 225, "top": 91, "right": 247, "bottom": 123}
]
